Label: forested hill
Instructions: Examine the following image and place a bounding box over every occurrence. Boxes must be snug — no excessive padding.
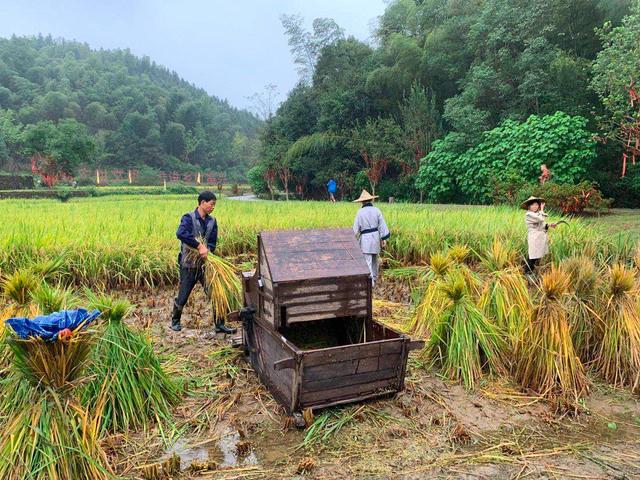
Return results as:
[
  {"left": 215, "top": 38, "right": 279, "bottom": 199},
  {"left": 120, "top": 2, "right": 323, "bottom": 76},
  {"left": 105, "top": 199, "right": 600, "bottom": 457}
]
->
[{"left": 0, "top": 35, "right": 261, "bottom": 179}]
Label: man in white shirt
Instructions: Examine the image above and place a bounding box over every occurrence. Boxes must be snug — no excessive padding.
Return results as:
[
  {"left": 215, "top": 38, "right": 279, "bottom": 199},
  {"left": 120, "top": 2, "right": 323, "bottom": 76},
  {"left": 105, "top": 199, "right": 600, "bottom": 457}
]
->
[{"left": 352, "top": 190, "right": 390, "bottom": 286}]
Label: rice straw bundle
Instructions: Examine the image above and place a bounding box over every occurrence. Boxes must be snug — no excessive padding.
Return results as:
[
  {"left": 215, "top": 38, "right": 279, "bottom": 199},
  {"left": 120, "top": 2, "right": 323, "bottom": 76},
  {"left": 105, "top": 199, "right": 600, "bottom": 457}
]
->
[
  {"left": 0, "top": 270, "right": 40, "bottom": 375},
  {"left": 423, "top": 269, "right": 507, "bottom": 389},
  {"left": 187, "top": 237, "right": 242, "bottom": 320},
  {"left": 31, "top": 282, "right": 76, "bottom": 315},
  {"left": 479, "top": 240, "right": 532, "bottom": 346},
  {"left": 447, "top": 244, "right": 471, "bottom": 265},
  {"left": 0, "top": 311, "right": 113, "bottom": 480},
  {"left": 594, "top": 264, "right": 640, "bottom": 393},
  {"left": 202, "top": 254, "right": 242, "bottom": 320},
  {"left": 562, "top": 256, "right": 600, "bottom": 362},
  {"left": 82, "top": 291, "right": 181, "bottom": 433},
  {"left": 408, "top": 252, "right": 451, "bottom": 337},
  {"left": 514, "top": 266, "right": 589, "bottom": 410}
]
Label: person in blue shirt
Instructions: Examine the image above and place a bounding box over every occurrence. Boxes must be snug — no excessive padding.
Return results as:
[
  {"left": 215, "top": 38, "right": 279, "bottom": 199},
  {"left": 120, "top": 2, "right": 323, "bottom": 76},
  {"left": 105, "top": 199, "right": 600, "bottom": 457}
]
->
[
  {"left": 171, "top": 190, "right": 237, "bottom": 334},
  {"left": 327, "top": 178, "right": 337, "bottom": 203}
]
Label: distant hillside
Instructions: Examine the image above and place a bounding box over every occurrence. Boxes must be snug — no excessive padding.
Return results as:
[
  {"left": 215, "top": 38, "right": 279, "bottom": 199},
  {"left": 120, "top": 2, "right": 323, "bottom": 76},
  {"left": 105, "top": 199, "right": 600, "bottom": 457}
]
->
[{"left": 0, "top": 35, "right": 261, "bottom": 180}]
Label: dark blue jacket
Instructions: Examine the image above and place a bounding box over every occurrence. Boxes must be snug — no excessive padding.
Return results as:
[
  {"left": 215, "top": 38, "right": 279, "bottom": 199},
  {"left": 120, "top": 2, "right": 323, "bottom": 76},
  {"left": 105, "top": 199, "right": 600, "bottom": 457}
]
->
[{"left": 176, "top": 209, "right": 218, "bottom": 252}]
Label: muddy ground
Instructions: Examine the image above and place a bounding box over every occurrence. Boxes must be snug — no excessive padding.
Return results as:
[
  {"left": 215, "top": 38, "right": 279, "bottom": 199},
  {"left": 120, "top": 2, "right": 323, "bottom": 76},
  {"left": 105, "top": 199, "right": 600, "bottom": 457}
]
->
[{"left": 110, "top": 278, "right": 640, "bottom": 480}]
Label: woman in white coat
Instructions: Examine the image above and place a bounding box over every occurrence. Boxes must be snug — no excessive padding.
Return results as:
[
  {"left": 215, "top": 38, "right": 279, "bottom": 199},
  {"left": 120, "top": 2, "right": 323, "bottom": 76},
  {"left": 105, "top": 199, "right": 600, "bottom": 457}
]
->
[
  {"left": 522, "top": 196, "right": 556, "bottom": 274},
  {"left": 352, "top": 190, "right": 390, "bottom": 286}
]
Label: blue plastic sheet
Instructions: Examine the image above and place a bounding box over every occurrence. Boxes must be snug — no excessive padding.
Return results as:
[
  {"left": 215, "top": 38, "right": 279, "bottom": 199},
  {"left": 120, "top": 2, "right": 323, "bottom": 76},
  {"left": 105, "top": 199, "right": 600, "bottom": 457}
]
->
[{"left": 5, "top": 309, "right": 101, "bottom": 341}]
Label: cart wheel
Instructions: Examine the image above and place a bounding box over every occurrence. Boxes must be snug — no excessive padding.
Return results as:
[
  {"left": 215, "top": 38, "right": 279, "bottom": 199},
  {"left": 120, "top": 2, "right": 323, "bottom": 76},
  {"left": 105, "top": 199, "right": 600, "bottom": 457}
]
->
[{"left": 292, "top": 412, "right": 306, "bottom": 429}]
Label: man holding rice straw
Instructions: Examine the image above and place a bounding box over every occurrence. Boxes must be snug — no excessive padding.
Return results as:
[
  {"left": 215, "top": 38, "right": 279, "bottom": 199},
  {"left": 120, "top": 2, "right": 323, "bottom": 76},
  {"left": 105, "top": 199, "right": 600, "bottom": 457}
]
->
[
  {"left": 353, "top": 189, "right": 390, "bottom": 287},
  {"left": 171, "top": 190, "right": 236, "bottom": 334}
]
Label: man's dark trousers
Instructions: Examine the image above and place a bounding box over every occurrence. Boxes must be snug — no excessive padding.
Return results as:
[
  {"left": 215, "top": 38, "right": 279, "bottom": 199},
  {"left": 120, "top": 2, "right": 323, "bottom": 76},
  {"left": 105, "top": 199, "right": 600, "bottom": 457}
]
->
[{"left": 171, "top": 265, "right": 209, "bottom": 329}]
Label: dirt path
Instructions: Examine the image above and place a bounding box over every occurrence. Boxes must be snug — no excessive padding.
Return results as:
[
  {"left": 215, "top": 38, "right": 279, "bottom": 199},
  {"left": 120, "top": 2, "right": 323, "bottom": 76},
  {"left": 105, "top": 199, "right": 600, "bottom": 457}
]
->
[{"left": 110, "top": 285, "right": 640, "bottom": 480}]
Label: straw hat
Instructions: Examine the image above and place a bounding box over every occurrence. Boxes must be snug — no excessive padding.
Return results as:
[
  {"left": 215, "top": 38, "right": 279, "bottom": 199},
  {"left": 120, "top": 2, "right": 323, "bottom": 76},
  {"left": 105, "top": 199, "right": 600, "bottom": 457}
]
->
[
  {"left": 353, "top": 189, "right": 379, "bottom": 203},
  {"left": 520, "top": 196, "right": 544, "bottom": 210}
]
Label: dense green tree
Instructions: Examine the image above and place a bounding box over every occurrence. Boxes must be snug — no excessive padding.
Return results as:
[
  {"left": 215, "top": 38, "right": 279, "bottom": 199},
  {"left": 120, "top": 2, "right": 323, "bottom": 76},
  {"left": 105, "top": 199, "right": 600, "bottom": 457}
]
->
[
  {"left": 22, "top": 119, "right": 95, "bottom": 179},
  {"left": 591, "top": 1, "right": 640, "bottom": 140},
  {"left": 417, "top": 112, "right": 597, "bottom": 203}
]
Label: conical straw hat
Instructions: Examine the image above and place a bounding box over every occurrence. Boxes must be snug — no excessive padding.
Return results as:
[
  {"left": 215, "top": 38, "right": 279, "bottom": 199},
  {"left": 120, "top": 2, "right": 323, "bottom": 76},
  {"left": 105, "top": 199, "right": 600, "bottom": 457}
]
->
[
  {"left": 353, "top": 189, "right": 379, "bottom": 203},
  {"left": 520, "top": 195, "right": 544, "bottom": 209}
]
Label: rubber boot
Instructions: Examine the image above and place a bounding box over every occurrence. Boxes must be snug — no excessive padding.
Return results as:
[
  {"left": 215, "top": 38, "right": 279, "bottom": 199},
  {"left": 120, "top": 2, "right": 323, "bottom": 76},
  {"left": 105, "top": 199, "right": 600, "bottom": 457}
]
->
[
  {"left": 215, "top": 317, "right": 237, "bottom": 334},
  {"left": 171, "top": 303, "right": 183, "bottom": 331}
]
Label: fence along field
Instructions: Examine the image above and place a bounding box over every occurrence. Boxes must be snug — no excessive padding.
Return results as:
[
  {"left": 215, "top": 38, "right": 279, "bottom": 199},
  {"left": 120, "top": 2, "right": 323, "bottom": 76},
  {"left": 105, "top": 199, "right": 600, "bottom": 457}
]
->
[{"left": 0, "top": 195, "right": 636, "bottom": 288}]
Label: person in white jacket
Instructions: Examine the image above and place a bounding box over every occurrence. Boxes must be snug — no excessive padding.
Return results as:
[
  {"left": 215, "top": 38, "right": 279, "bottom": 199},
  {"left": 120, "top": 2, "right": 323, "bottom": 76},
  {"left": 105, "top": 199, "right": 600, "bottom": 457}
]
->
[
  {"left": 521, "top": 196, "right": 556, "bottom": 275},
  {"left": 352, "top": 190, "right": 390, "bottom": 286}
]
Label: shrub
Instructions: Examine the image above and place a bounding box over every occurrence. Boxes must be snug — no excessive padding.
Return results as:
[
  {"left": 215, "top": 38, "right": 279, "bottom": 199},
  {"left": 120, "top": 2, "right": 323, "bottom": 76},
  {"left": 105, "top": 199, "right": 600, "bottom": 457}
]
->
[{"left": 493, "top": 180, "right": 612, "bottom": 214}]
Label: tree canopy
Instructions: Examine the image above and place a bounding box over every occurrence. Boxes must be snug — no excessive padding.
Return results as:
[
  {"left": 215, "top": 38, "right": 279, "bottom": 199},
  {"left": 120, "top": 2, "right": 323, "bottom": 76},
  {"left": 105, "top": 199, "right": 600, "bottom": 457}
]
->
[{"left": 253, "top": 0, "right": 637, "bottom": 204}]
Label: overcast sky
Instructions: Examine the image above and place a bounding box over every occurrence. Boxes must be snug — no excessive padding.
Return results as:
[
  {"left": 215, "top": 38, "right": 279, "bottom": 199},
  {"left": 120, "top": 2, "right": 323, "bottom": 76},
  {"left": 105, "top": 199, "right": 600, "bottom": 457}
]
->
[{"left": 0, "top": 0, "right": 388, "bottom": 112}]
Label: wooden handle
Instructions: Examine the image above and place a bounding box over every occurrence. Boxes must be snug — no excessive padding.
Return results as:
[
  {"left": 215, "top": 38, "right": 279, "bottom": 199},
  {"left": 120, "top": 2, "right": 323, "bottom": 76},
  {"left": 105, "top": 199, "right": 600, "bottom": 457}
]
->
[{"left": 273, "top": 357, "right": 295, "bottom": 370}]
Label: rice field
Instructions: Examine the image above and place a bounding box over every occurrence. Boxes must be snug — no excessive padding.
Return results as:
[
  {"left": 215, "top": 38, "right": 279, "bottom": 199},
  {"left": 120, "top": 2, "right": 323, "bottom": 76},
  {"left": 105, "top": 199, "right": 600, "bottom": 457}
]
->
[
  {"left": 0, "top": 195, "right": 636, "bottom": 287},
  {"left": 0, "top": 195, "right": 639, "bottom": 478}
]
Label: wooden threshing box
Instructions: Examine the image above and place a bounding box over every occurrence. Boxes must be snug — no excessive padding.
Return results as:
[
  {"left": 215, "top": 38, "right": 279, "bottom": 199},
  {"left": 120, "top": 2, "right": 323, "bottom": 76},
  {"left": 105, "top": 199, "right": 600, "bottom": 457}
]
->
[{"left": 241, "top": 228, "right": 422, "bottom": 414}]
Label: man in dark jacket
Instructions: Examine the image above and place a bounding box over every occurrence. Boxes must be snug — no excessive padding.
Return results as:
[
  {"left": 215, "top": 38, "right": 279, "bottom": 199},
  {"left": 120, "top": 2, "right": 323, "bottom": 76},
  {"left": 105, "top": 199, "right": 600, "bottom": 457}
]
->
[{"left": 171, "top": 190, "right": 237, "bottom": 334}]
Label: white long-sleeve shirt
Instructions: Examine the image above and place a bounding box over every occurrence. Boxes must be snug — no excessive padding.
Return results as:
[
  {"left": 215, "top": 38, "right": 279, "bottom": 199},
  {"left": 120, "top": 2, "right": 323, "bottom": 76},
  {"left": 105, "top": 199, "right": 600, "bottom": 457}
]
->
[{"left": 353, "top": 204, "right": 390, "bottom": 254}]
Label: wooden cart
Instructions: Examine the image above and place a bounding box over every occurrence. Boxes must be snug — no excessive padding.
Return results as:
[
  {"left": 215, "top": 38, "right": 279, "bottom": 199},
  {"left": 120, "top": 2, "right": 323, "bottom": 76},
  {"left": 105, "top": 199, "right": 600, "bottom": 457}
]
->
[{"left": 240, "top": 228, "right": 423, "bottom": 414}]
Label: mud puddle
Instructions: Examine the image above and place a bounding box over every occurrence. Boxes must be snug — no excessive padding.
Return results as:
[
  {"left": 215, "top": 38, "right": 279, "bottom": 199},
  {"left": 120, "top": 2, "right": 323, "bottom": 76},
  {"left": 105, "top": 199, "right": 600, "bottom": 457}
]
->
[{"left": 164, "top": 427, "right": 258, "bottom": 471}]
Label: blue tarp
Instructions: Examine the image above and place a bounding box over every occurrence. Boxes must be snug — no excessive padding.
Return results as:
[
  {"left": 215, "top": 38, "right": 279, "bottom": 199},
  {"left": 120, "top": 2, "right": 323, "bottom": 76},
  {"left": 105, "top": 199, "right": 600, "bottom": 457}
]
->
[{"left": 5, "top": 309, "right": 101, "bottom": 341}]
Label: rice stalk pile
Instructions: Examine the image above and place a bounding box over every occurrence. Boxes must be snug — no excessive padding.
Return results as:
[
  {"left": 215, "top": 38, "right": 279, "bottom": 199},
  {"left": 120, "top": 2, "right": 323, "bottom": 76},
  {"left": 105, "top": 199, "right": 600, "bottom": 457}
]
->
[
  {"left": 447, "top": 244, "right": 472, "bottom": 265},
  {"left": 188, "top": 237, "right": 242, "bottom": 320},
  {"left": 82, "top": 291, "right": 181, "bottom": 433},
  {"left": 31, "top": 282, "right": 76, "bottom": 315},
  {"left": 479, "top": 239, "right": 532, "bottom": 346},
  {"left": 562, "top": 256, "right": 600, "bottom": 363},
  {"left": 408, "top": 252, "right": 451, "bottom": 337},
  {"left": 423, "top": 269, "right": 507, "bottom": 389},
  {"left": 0, "top": 270, "right": 40, "bottom": 375},
  {"left": 202, "top": 254, "right": 242, "bottom": 320},
  {"left": 0, "top": 310, "right": 113, "bottom": 480},
  {"left": 594, "top": 264, "right": 640, "bottom": 393},
  {"left": 514, "top": 266, "right": 589, "bottom": 410}
]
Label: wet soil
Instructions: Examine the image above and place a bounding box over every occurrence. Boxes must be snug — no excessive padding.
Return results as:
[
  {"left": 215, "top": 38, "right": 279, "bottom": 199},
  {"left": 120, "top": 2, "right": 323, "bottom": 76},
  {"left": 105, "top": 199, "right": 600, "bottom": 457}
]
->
[{"left": 109, "top": 279, "right": 640, "bottom": 479}]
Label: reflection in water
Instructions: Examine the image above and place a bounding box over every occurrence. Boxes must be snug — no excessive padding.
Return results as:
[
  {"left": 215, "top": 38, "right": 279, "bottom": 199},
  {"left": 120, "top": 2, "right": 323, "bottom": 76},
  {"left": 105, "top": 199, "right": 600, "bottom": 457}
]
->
[{"left": 164, "top": 427, "right": 258, "bottom": 471}]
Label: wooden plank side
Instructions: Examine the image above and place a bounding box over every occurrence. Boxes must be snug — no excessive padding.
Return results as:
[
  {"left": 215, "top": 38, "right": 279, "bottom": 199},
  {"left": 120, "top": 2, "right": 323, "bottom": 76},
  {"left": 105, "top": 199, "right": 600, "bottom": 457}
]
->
[
  {"left": 302, "top": 339, "right": 403, "bottom": 367},
  {"left": 251, "top": 320, "right": 297, "bottom": 408},
  {"left": 259, "top": 241, "right": 271, "bottom": 280},
  {"left": 300, "top": 378, "right": 399, "bottom": 406},
  {"left": 302, "top": 367, "right": 399, "bottom": 393},
  {"left": 286, "top": 309, "right": 369, "bottom": 324},
  {"left": 279, "top": 290, "right": 368, "bottom": 308},
  {"left": 286, "top": 299, "right": 368, "bottom": 316},
  {"left": 303, "top": 353, "right": 403, "bottom": 382},
  {"left": 278, "top": 278, "right": 369, "bottom": 296}
]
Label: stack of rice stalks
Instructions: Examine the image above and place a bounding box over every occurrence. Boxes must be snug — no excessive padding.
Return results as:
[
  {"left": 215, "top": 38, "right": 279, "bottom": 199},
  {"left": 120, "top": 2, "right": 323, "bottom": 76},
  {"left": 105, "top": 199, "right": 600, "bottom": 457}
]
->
[
  {"left": 188, "top": 237, "right": 242, "bottom": 321},
  {"left": 82, "top": 291, "right": 181, "bottom": 433},
  {"left": 423, "top": 270, "right": 507, "bottom": 389},
  {"left": 31, "top": 282, "right": 76, "bottom": 315},
  {"left": 447, "top": 244, "right": 472, "bottom": 265},
  {"left": 562, "top": 256, "right": 600, "bottom": 363},
  {"left": 515, "top": 266, "right": 589, "bottom": 411},
  {"left": 0, "top": 309, "right": 113, "bottom": 480},
  {"left": 478, "top": 239, "right": 532, "bottom": 347},
  {"left": 594, "top": 264, "right": 640, "bottom": 394},
  {"left": 0, "top": 270, "right": 40, "bottom": 375},
  {"left": 408, "top": 252, "right": 451, "bottom": 337}
]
